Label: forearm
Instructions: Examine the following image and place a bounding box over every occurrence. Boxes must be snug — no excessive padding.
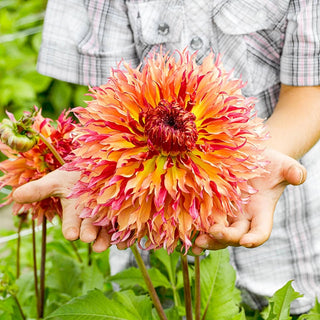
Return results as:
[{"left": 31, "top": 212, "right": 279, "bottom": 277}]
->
[{"left": 265, "top": 84, "right": 320, "bottom": 159}]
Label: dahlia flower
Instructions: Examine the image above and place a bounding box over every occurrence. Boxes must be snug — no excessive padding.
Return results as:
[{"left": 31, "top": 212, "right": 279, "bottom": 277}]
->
[
  {"left": 0, "top": 108, "right": 77, "bottom": 222},
  {"left": 71, "top": 51, "right": 267, "bottom": 253}
]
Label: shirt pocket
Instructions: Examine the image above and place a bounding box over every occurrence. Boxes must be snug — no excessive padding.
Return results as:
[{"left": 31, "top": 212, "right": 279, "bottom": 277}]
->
[
  {"left": 214, "top": 0, "right": 289, "bottom": 35},
  {"left": 213, "top": 0, "right": 289, "bottom": 97},
  {"left": 126, "top": 0, "right": 184, "bottom": 58}
]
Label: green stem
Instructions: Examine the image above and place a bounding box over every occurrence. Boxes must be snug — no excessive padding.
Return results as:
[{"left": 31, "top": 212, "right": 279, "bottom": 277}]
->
[
  {"left": 39, "top": 217, "right": 47, "bottom": 319},
  {"left": 16, "top": 218, "right": 23, "bottom": 279},
  {"left": 69, "top": 241, "right": 83, "bottom": 263},
  {"left": 88, "top": 243, "right": 92, "bottom": 266},
  {"left": 168, "top": 256, "right": 180, "bottom": 309},
  {"left": 172, "top": 284, "right": 180, "bottom": 310},
  {"left": 13, "top": 295, "right": 26, "bottom": 320},
  {"left": 131, "top": 244, "right": 167, "bottom": 320},
  {"left": 194, "top": 256, "right": 201, "bottom": 320},
  {"left": 38, "top": 133, "right": 65, "bottom": 166},
  {"left": 181, "top": 254, "right": 193, "bottom": 320},
  {"left": 32, "top": 220, "right": 40, "bottom": 319}
]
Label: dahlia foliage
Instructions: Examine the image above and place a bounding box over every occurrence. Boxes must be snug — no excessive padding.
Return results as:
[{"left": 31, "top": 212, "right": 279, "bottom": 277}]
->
[
  {"left": 0, "top": 109, "right": 77, "bottom": 222},
  {"left": 71, "top": 51, "right": 267, "bottom": 253}
]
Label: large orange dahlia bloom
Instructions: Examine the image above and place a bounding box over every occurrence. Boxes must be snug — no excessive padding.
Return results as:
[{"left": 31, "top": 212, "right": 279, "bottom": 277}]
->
[
  {"left": 71, "top": 51, "right": 267, "bottom": 253},
  {"left": 0, "top": 109, "right": 77, "bottom": 222}
]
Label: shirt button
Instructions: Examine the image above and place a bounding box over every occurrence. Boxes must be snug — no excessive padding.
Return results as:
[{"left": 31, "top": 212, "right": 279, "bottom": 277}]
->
[
  {"left": 158, "top": 23, "right": 170, "bottom": 36},
  {"left": 190, "top": 36, "right": 203, "bottom": 50}
]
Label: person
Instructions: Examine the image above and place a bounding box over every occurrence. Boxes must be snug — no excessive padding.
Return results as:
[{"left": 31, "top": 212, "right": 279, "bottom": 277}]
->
[{"left": 12, "top": 0, "right": 320, "bottom": 314}]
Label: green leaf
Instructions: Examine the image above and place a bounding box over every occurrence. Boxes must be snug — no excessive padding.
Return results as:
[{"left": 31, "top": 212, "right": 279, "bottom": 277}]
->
[
  {"left": 45, "top": 252, "right": 82, "bottom": 297},
  {"left": 0, "top": 296, "right": 24, "bottom": 320},
  {"left": 109, "top": 267, "right": 171, "bottom": 291},
  {"left": 49, "top": 80, "right": 72, "bottom": 110},
  {"left": 152, "top": 248, "right": 180, "bottom": 286},
  {"left": 231, "top": 308, "right": 247, "bottom": 320},
  {"left": 25, "top": 70, "right": 52, "bottom": 93},
  {"left": 81, "top": 262, "right": 105, "bottom": 294},
  {"left": 73, "top": 85, "right": 90, "bottom": 108},
  {"left": 16, "top": 271, "right": 38, "bottom": 319},
  {"left": 200, "top": 250, "right": 242, "bottom": 320},
  {"left": 151, "top": 306, "right": 180, "bottom": 320},
  {"left": 297, "top": 298, "right": 320, "bottom": 320},
  {"left": 0, "top": 78, "right": 36, "bottom": 105},
  {"left": 45, "top": 289, "right": 153, "bottom": 320},
  {"left": 112, "top": 291, "right": 153, "bottom": 320},
  {"left": 262, "top": 281, "right": 303, "bottom": 320}
]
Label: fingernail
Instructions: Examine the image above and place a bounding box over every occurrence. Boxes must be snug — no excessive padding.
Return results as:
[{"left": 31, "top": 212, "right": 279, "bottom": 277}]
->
[
  {"left": 196, "top": 241, "right": 209, "bottom": 249},
  {"left": 298, "top": 168, "right": 304, "bottom": 184},
  {"left": 213, "top": 232, "right": 223, "bottom": 240}
]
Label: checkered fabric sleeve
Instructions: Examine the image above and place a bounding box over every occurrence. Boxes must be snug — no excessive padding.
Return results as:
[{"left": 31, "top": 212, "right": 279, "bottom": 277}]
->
[{"left": 280, "top": 0, "right": 320, "bottom": 86}]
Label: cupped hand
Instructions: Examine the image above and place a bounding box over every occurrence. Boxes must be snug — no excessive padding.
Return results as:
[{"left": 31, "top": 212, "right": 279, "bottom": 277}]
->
[
  {"left": 194, "top": 148, "right": 307, "bottom": 252},
  {"left": 12, "top": 169, "right": 111, "bottom": 252}
]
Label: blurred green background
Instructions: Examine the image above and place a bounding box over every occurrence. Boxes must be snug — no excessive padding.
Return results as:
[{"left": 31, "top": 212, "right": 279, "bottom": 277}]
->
[{"left": 0, "top": 0, "right": 88, "bottom": 121}]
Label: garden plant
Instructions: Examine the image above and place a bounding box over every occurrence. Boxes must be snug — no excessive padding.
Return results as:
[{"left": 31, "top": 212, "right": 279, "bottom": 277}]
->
[{"left": 0, "top": 1, "right": 319, "bottom": 320}]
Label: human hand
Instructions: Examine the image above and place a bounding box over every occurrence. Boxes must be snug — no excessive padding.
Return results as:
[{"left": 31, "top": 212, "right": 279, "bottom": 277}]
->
[
  {"left": 12, "top": 169, "right": 111, "bottom": 252},
  {"left": 194, "top": 148, "right": 307, "bottom": 252}
]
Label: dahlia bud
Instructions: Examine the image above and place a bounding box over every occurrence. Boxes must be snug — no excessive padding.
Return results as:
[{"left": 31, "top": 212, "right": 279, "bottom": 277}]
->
[{"left": 0, "top": 112, "right": 39, "bottom": 152}]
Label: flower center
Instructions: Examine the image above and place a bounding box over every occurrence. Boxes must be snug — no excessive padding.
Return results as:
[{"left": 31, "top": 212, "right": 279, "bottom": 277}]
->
[{"left": 144, "top": 100, "right": 198, "bottom": 154}]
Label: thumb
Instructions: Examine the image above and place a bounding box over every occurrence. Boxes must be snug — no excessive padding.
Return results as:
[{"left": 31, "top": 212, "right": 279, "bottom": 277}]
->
[
  {"left": 283, "top": 161, "right": 307, "bottom": 186},
  {"left": 12, "top": 169, "right": 79, "bottom": 203}
]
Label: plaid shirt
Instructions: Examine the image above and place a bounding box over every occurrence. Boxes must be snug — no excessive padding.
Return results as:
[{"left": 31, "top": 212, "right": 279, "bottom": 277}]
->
[{"left": 38, "top": 0, "right": 320, "bottom": 314}]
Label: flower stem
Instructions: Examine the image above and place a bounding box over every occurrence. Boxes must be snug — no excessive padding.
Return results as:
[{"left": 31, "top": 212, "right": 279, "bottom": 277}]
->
[
  {"left": 39, "top": 217, "right": 47, "bottom": 319},
  {"left": 69, "top": 241, "right": 83, "bottom": 263},
  {"left": 194, "top": 255, "right": 201, "bottom": 320},
  {"left": 13, "top": 295, "right": 26, "bottom": 320},
  {"left": 181, "top": 254, "right": 193, "bottom": 320},
  {"left": 131, "top": 244, "right": 167, "bottom": 320},
  {"left": 88, "top": 243, "right": 92, "bottom": 266},
  {"left": 38, "top": 133, "right": 65, "bottom": 166},
  {"left": 16, "top": 217, "right": 23, "bottom": 279},
  {"left": 32, "top": 220, "right": 40, "bottom": 319}
]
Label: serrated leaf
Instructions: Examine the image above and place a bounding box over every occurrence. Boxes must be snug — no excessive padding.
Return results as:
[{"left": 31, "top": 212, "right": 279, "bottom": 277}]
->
[
  {"left": 309, "top": 298, "right": 320, "bottom": 314},
  {"left": 297, "top": 298, "right": 320, "bottom": 320},
  {"left": 109, "top": 267, "right": 171, "bottom": 291},
  {"left": 112, "top": 290, "right": 153, "bottom": 320},
  {"left": 262, "top": 281, "right": 303, "bottom": 320},
  {"left": 200, "top": 250, "right": 242, "bottom": 320},
  {"left": 45, "top": 289, "right": 152, "bottom": 320}
]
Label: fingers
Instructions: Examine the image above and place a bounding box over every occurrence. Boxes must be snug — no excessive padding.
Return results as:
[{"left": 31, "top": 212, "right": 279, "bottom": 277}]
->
[
  {"left": 12, "top": 169, "right": 80, "bottom": 203},
  {"left": 80, "top": 217, "right": 100, "bottom": 243},
  {"left": 283, "top": 162, "right": 307, "bottom": 186},
  {"left": 61, "top": 198, "right": 82, "bottom": 241},
  {"left": 191, "top": 245, "right": 204, "bottom": 255},
  {"left": 13, "top": 171, "right": 62, "bottom": 203},
  {"left": 195, "top": 218, "right": 250, "bottom": 250},
  {"left": 239, "top": 206, "right": 274, "bottom": 248},
  {"left": 92, "top": 228, "right": 111, "bottom": 252}
]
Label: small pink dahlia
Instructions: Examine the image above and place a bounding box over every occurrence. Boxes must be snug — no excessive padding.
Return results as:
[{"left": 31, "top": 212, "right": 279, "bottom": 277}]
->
[
  {"left": 0, "top": 109, "right": 78, "bottom": 222},
  {"left": 70, "top": 51, "right": 267, "bottom": 253}
]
